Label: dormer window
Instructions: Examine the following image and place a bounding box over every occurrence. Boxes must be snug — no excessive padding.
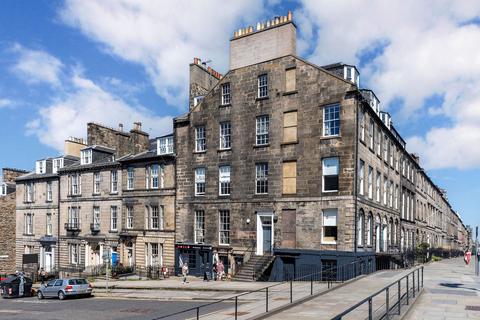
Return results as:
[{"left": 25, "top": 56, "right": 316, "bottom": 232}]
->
[
  {"left": 53, "top": 158, "right": 64, "bottom": 174},
  {"left": 36, "top": 160, "right": 46, "bottom": 174},
  {"left": 193, "top": 96, "right": 204, "bottom": 107},
  {"left": 158, "top": 136, "right": 174, "bottom": 155},
  {"left": 344, "top": 66, "right": 359, "bottom": 86},
  {"left": 81, "top": 149, "right": 92, "bottom": 165}
]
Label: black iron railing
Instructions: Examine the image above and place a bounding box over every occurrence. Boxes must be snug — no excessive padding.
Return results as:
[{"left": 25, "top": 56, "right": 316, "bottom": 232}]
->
[
  {"left": 152, "top": 259, "right": 373, "bottom": 320},
  {"left": 331, "top": 266, "right": 424, "bottom": 320}
]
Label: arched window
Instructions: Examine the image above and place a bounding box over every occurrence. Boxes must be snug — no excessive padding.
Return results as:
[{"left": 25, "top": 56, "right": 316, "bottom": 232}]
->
[
  {"left": 401, "top": 228, "right": 405, "bottom": 251},
  {"left": 389, "top": 218, "right": 394, "bottom": 246},
  {"left": 394, "top": 219, "right": 399, "bottom": 246},
  {"left": 357, "top": 210, "right": 365, "bottom": 246},
  {"left": 382, "top": 217, "right": 388, "bottom": 252},
  {"left": 367, "top": 213, "right": 373, "bottom": 246}
]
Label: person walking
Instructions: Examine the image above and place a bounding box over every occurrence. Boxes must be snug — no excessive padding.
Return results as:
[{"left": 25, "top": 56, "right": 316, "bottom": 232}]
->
[
  {"left": 39, "top": 268, "right": 46, "bottom": 285},
  {"left": 182, "top": 263, "right": 189, "bottom": 284},
  {"left": 217, "top": 260, "right": 225, "bottom": 281},
  {"left": 212, "top": 262, "right": 217, "bottom": 281}
]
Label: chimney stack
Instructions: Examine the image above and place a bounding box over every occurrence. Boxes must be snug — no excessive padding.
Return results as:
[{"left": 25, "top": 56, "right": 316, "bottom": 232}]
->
[
  {"left": 133, "top": 122, "right": 142, "bottom": 131},
  {"left": 229, "top": 11, "right": 296, "bottom": 70},
  {"left": 119, "top": 123, "right": 124, "bottom": 132}
]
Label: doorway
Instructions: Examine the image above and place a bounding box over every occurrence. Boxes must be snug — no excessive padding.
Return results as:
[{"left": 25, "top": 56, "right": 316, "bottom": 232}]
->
[{"left": 256, "top": 213, "right": 274, "bottom": 255}]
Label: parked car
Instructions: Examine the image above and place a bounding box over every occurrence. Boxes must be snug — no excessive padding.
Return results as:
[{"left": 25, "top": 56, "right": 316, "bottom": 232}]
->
[
  {"left": 0, "top": 275, "right": 33, "bottom": 298},
  {"left": 37, "top": 278, "right": 92, "bottom": 300}
]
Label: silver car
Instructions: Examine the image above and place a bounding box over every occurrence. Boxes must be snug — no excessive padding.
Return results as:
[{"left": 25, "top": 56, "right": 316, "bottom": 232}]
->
[{"left": 37, "top": 278, "right": 92, "bottom": 300}]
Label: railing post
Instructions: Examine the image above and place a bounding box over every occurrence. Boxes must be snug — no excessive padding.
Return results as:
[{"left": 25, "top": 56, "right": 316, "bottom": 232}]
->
[
  {"left": 406, "top": 275, "right": 409, "bottom": 305},
  {"left": 368, "top": 297, "right": 373, "bottom": 320},
  {"left": 290, "top": 280, "right": 293, "bottom": 303},
  {"left": 413, "top": 271, "right": 416, "bottom": 298},
  {"left": 235, "top": 296, "right": 238, "bottom": 320},
  {"left": 417, "top": 268, "right": 420, "bottom": 292},
  {"left": 196, "top": 307, "right": 200, "bottom": 320},
  {"left": 266, "top": 287, "right": 269, "bottom": 312},
  {"left": 311, "top": 276, "right": 313, "bottom": 295},
  {"left": 385, "top": 287, "right": 390, "bottom": 320},
  {"left": 398, "top": 280, "right": 401, "bottom": 315},
  {"left": 421, "top": 266, "right": 424, "bottom": 287}
]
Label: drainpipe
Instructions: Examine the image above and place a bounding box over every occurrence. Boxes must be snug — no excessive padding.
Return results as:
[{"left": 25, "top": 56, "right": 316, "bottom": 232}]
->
[
  {"left": 57, "top": 176, "right": 61, "bottom": 274},
  {"left": 354, "top": 92, "right": 360, "bottom": 258}
]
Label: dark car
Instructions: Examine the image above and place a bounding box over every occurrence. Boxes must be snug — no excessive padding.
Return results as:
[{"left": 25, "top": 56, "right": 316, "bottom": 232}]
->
[
  {"left": 0, "top": 275, "right": 33, "bottom": 298},
  {"left": 37, "top": 278, "right": 92, "bottom": 300}
]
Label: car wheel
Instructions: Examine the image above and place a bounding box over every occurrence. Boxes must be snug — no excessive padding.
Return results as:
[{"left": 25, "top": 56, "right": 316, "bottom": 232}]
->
[
  {"left": 37, "top": 291, "right": 44, "bottom": 300},
  {"left": 58, "top": 291, "right": 65, "bottom": 300}
]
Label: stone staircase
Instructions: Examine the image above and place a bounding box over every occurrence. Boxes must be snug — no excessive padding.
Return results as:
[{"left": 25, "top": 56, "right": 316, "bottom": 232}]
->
[{"left": 234, "top": 254, "right": 275, "bottom": 282}]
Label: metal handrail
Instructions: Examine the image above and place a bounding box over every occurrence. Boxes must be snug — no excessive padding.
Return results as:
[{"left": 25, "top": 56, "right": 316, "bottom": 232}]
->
[
  {"left": 152, "top": 259, "right": 370, "bottom": 320},
  {"left": 331, "top": 265, "right": 424, "bottom": 320}
]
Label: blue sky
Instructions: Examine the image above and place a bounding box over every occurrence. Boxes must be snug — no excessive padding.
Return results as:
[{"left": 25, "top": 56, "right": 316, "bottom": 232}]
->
[{"left": 1, "top": 0, "right": 480, "bottom": 231}]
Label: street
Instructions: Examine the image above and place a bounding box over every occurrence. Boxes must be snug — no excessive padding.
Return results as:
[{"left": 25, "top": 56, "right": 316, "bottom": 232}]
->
[{"left": 0, "top": 296, "right": 230, "bottom": 320}]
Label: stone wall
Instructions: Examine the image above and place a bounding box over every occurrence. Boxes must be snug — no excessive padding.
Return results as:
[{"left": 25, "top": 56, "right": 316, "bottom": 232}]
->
[
  {"left": 87, "top": 123, "right": 149, "bottom": 157},
  {"left": 0, "top": 192, "right": 16, "bottom": 273},
  {"left": 2, "top": 168, "right": 28, "bottom": 183}
]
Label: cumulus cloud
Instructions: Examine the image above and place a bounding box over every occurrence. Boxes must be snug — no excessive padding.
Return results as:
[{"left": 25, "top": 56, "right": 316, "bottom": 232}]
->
[
  {"left": 26, "top": 72, "right": 172, "bottom": 152},
  {"left": 8, "top": 46, "right": 173, "bottom": 153},
  {"left": 59, "top": 0, "right": 266, "bottom": 107},
  {"left": 297, "top": 1, "right": 480, "bottom": 169},
  {"left": 10, "top": 43, "right": 63, "bottom": 85},
  {"left": 0, "top": 98, "right": 13, "bottom": 108}
]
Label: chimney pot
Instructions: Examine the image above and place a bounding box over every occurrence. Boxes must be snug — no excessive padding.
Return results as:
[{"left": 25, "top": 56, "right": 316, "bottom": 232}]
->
[
  {"left": 288, "top": 10, "right": 292, "bottom": 21},
  {"left": 133, "top": 122, "right": 142, "bottom": 131},
  {"left": 118, "top": 123, "right": 124, "bottom": 131}
]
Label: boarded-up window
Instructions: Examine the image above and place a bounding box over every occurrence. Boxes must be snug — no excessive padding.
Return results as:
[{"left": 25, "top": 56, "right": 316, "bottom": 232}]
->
[
  {"left": 282, "top": 161, "right": 297, "bottom": 194},
  {"left": 285, "top": 68, "right": 296, "bottom": 92},
  {"left": 283, "top": 111, "right": 297, "bottom": 143},
  {"left": 281, "top": 209, "right": 296, "bottom": 248}
]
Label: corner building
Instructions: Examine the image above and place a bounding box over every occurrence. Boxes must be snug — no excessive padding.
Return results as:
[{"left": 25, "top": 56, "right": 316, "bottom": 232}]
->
[
  {"left": 175, "top": 14, "right": 373, "bottom": 279},
  {"left": 174, "top": 13, "right": 467, "bottom": 280}
]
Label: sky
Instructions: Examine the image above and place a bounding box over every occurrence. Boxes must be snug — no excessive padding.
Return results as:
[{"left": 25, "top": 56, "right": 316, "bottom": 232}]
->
[{"left": 0, "top": 0, "right": 479, "bottom": 231}]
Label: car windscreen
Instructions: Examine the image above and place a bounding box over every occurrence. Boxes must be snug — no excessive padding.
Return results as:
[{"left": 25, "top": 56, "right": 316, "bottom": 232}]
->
[{"left": 68, "top": 279, "right": 87, "bottom": 285}]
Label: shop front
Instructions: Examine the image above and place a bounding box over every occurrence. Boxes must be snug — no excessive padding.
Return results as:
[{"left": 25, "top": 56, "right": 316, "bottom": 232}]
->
[{"left": 175, "top": 243, "right": 212, "bottom": 277}]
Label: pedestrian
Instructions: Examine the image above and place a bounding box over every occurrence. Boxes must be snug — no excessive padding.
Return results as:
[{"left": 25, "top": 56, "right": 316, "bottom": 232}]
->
[
  {"left": 217, "top": 260, "right": 225, "bottom": 281},
  {"left": 464, "top": 249, "right": 472, "bottom": 266},
  {"left": 203, "top": 263, "right": 210, "bottom": 282},
  {"left": 182, "top": 262, "right": 189, "bottom": 284},
  {"left": 39, "top": 268, "right": 46, "bottom": 285},
  {"left": 212, "top": 262, "right": 217, "bottom": 281}
]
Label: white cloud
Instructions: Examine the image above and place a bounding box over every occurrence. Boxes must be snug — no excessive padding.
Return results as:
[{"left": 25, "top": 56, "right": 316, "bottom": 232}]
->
[
  {"left": 59, "top": 0, "right": 266, "bottom": 107},
  {"left": 0, "top": 98, "right": 13, "bottom": 108},
  {"left": 26, "top": 71, "right": 172, "bottom": 152},
  {"left": 11, "top": 44, "right": 63, "bottom": 86},
  {"left": 297, "top": 1, "right": 480, "bottom": 169}
]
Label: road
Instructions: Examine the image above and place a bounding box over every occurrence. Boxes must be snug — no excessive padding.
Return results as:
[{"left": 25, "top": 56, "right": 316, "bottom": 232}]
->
[{"left": 0, "top": 295, "right": 230, "bottom": 320}]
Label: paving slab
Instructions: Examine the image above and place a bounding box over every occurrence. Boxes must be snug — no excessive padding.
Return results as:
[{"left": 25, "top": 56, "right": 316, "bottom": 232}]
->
[{"left": 405, "top": 257, "right": 480, "bottom": 320}]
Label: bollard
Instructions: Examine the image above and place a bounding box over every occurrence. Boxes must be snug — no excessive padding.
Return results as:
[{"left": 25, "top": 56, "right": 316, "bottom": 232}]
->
[
  {"left": 311, "top": 277, "right": 313, "bottom": 295},
  {"left": 421, "top": 266, "right": 424, "bottom": 287},
  {"left": 417, "top": 269, "right": 420, "bottom": 292}
]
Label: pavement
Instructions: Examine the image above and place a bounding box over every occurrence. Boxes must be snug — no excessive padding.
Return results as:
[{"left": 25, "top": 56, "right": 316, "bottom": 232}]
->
[
  {"left": 261, "top": 267, "right": 418, "bottom": 320},
  {"left": 404, "top": 257, "right": 480, "bottom": 320}
]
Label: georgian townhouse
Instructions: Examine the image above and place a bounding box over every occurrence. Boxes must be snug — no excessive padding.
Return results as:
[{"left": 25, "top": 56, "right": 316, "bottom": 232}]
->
[
  {"left": 173, "top": 12, "right": 468, "bottom": 280},
  {"left": 58, "top": 145, "right": 123, "bottom": 273},
  {"left": 15, "top": 153, "right": 79, "bottom": 274},
  {"left": 0, "top": 168, "right": 28, "bottom": 274},
  {"left": 117, "top": 134, "right": 176, "bottom": 272}
]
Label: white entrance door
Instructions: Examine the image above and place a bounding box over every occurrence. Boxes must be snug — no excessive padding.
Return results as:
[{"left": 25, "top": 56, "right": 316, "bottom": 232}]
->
[
  {"left": 375, "top": 224, "right": 381, "bottom": 253},
  {"left": 256, "top": 213, "right": 274, "bottom": 255},
  {"left": 44, "top": 247, "right": 53, "bottom": 272}
]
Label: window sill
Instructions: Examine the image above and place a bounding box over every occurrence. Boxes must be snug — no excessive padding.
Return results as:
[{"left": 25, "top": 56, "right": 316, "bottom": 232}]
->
[
  {"left": 256, "top": 96, "right": 269, "bottom": 101},
  {"left": 219, "top": 103, "right": 231, "bottom": 108},
  {"left": 109, "top": 192, "right": 119, "bottom": 195},
  {"left": 254, "top": 193, "right": 269, "bottom": 197},
  {"left": 92, "top": 193, "right": 100, "bottom": 196},
  {"left": 218, "top": 243, "right": 230, "bottom": 246},
  {"left": 195, "top": 194, "right": 205, "bottom": 197},
  {"left": 219, "top": 194, "right": 231, "bottom": 197},
  {"left": 322, "top": 190, "right": 339, "bottom": 194},
  {"left": 109, "top": 230, "right": 118, "bottom": 233},
  {"left": 321, "top": 242, "right": 337, "bottom": 245},
  {"left": 281, "top": 140, "right": 298, "bottom": 146},
  {"left": 283, "top": 90, "right": 298, "bottom": 96},
  {"left": 23, "top": 234, "right": 35, "bottom": 236},
  {"left": 320, "top": 135, "right": 341, "bottom": 140},
  {"left": 217, "top": 148, "right": 232, "bottom": 153},
  {"left": 253, "top": 143, "right": 270, "bottom": 148},
  {"left": 193, "top": 151, "right": 207, "bottom": 155}
]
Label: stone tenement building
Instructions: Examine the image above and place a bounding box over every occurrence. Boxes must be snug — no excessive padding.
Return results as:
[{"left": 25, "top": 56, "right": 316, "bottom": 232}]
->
[
  {"left": 174, "top": 12, "right": 468, "bottom": 279},
  {"left": 0, "top": 168, "right": 28, "bottom": 274},
  {"left": 16, "top": 122, "right": 176, "bottom": 275}
]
